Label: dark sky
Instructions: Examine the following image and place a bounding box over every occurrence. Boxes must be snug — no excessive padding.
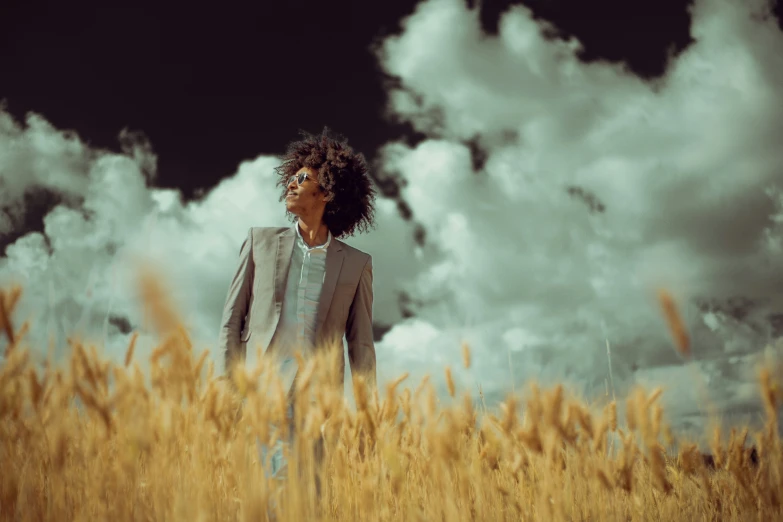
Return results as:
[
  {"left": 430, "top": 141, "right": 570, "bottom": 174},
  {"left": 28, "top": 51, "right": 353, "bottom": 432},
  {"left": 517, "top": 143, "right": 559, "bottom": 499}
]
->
[{"left": 1, "top": 0, "right": 779, "bottom": 205}]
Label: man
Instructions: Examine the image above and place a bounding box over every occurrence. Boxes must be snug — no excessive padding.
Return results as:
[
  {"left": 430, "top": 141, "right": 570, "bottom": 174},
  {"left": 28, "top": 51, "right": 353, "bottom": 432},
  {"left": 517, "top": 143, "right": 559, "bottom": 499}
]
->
[{"left": 217, "top": 127, "right": 378, "bottom": 482}]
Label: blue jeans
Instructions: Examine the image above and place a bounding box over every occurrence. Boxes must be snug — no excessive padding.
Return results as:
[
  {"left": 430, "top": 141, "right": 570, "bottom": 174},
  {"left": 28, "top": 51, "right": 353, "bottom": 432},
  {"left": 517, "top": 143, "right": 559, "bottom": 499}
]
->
[
  {"left": 255, "top": 400, "right": 326, "bottom": 505},
  {"left": 256, "top": 402, "right": 295, "bottom": 480}
]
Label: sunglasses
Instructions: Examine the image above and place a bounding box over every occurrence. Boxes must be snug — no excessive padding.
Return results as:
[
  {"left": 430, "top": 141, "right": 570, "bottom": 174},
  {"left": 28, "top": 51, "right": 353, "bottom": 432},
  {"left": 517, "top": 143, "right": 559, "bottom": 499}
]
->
[{"left": 288, "top": 172, "right": 319, "bottom": 187}]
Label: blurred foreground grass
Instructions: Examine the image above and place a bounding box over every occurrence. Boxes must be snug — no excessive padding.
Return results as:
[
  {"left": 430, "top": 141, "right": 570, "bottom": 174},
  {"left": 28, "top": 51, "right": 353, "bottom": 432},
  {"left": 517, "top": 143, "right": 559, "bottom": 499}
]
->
[{"left": 1, "top": 278, "right": 782, "bottom": 522}]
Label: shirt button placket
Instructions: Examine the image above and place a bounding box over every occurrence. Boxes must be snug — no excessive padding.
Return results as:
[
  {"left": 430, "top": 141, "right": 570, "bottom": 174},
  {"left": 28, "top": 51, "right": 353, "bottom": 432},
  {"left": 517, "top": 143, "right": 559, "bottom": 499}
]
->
[{"left": 299, "top": 249, "right": 309, "bottom": 347}]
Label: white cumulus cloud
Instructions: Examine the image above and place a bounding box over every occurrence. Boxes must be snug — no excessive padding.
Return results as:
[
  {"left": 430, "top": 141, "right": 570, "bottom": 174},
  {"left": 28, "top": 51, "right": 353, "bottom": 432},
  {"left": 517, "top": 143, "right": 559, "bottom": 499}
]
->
[
  {"left": 0, "top": 111, "right": 419, "bottom": 387},
  {"left": 372, "top": 0, "right": 783, "bottom": 433},
  {"left": 1, "top": 0, "right": 782, "bottom": 438}
]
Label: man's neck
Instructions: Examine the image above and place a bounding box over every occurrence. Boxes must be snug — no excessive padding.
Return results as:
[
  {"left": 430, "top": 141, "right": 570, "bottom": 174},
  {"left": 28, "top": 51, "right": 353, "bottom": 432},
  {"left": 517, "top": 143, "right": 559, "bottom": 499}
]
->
[{"left": 297, "top": 219, "right": 329, "bottom": 247}]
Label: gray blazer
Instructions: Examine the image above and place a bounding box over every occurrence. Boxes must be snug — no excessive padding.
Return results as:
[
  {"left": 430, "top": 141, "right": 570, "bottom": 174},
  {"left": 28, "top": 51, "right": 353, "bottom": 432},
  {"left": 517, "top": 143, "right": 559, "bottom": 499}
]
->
[{"left": 218, "top": 225, "right": 376, "bottom": 388}]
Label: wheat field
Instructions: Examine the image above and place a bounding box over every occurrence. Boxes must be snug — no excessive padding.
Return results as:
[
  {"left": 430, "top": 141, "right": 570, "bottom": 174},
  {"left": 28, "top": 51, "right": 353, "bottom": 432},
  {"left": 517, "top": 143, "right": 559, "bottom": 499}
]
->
[{"left": 1, "top": 276, "right": 782, "bottom": 522}]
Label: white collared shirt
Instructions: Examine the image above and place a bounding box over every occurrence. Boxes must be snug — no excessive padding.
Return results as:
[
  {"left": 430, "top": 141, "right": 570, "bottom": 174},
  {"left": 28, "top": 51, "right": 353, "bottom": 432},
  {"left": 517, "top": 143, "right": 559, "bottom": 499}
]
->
[{"left": 267, "top": 224, "right": 331, "bottom": 392}]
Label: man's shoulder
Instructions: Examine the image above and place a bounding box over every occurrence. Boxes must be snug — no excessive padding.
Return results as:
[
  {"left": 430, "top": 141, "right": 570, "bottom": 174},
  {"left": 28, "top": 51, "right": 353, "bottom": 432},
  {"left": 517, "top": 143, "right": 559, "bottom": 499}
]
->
[
  {"left": 248, "top": 226, "right": 291, "bottom": 241},
  {"left": 335, "top": 238, "right": 371, "bottom": 262}
]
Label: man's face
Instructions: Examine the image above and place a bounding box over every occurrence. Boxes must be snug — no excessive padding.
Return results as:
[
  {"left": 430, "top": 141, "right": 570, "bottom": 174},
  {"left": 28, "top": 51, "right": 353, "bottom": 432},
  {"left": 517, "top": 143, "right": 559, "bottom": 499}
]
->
[{"left": 285, "top": 166, "right": 327, "bottom": 216}]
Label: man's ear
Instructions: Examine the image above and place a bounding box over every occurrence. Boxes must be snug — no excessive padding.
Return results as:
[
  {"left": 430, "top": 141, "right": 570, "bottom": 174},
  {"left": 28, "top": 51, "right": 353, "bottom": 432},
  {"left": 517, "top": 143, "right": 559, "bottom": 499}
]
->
[{"left": 322, "top": 192, "right": 334, "bottom": 203}]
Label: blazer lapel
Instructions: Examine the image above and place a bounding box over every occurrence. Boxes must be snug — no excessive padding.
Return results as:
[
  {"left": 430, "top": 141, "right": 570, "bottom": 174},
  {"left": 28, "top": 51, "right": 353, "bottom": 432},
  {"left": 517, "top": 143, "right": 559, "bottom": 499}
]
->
[
  {"left": 274, "top": 227, "right": 296, "bottom": 307},
  {"left": 316, "top": 239, "right": 345, "bottom": 331}
]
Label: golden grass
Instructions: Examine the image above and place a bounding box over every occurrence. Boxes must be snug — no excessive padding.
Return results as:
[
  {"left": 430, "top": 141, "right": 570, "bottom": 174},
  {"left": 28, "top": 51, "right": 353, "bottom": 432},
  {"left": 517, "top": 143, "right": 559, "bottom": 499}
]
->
[{"left": 1, "top": 278, "right": 782, "bottom": 522}]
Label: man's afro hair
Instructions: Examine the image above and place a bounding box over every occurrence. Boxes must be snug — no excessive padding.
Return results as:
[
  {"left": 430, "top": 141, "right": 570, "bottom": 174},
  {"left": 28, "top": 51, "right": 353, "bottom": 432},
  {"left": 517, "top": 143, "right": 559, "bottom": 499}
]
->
[{"left": 274, "top": 127, "right": 377, "bottom": 239}]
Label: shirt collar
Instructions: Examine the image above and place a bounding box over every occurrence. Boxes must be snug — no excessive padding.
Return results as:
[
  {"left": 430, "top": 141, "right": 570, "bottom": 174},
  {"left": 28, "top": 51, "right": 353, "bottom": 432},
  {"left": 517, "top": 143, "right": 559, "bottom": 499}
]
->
[{"left": 294, "top": 223, "right": 332, "bottom": 251}]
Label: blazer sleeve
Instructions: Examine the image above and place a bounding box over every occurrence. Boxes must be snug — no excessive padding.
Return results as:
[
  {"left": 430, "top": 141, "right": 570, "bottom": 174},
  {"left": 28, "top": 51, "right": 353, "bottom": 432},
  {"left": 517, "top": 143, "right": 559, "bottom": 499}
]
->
[
  {"left": 218, "top": 227, "right": 255, "bottom": 375},
  {"left": 345, "top": 255, "right": 377, "bottom": 389}
]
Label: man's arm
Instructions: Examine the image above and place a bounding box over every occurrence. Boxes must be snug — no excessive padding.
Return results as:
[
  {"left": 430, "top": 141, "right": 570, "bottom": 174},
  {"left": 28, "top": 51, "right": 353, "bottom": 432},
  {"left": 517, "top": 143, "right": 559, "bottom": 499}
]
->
[
  {"left": 345, "top": 255, "right": 377, "bottom": 389},
  {"left": 218, "top": 227, "right": 255, "bottom": 375}
]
